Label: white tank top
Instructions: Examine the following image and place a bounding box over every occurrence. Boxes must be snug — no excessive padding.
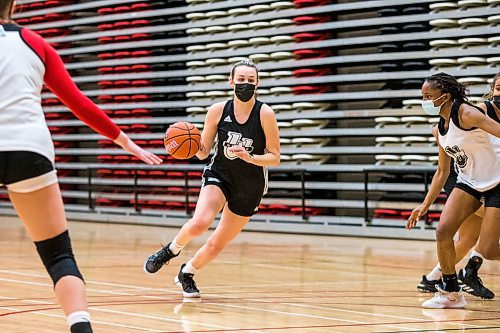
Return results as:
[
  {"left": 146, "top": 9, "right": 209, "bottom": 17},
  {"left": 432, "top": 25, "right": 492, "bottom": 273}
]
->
[{"left": 437, "top": 102, "right": 500, "bottom": 192}]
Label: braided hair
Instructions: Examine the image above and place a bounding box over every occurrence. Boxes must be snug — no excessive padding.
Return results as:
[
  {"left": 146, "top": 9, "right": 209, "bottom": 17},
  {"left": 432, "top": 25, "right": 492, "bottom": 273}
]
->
[{"left": 424, "top": 72, "right": 468, "bottom": 104}]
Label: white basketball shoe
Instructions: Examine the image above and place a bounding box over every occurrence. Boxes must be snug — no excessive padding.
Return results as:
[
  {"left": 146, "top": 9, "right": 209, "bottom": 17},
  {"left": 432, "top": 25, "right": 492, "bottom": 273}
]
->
[{"left": 422, "top": 285, "right": 466, "bottom": 309}]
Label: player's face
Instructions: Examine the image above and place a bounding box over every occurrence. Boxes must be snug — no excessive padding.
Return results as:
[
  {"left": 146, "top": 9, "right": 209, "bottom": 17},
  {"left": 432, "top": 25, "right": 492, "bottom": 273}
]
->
[
  {"left": 230, "top": 66, "right": 258, "bottom": 88},
  {"left": 421, "top": 82, "right": 445, "bottom": 103},
  {"left": 493, "top": 78, "right": 500, "bottom": 97}
]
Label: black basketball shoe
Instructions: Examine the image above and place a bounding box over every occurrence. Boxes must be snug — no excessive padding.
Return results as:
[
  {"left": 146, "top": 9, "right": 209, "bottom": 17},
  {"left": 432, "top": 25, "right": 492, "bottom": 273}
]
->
[
  {"left": 144, "top": 243, "right": 179, "bottom": 274},
  {"left": 70, "top": 322, "right": 93, "bottom": 333},
  {"left": 175, "top": 263, "right": 201, "bottom": 298},
  {"left": 417, "top": 275, "right": 442, "bottom": 293},
  {"left": 458, "top": 256, "right": 495, "bottom": 300}
]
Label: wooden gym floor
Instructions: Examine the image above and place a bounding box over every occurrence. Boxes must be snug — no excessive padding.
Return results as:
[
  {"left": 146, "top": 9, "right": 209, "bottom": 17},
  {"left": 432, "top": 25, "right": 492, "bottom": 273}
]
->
[{"left": 0, "top": 216, "right": 498, "bottom": 332}]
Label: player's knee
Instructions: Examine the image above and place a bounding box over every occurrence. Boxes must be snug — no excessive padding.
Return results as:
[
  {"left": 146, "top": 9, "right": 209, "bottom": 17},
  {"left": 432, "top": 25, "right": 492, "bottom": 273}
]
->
[
  {"left": 187, "top": 217, "right": 212, "bottom": 236},
  {"left": 435, "top": 221, "right": 455, "bottom": 241},
  {"left": 457, "top": 233, "right": 478, "bottom": 249},
  {"left": 480, "top": 243, "right": 499, "bottom": 260},
  {"left": 35, "top": 230, "right": 84, "bottom": 286},
  {"left": 205, "top": 240, "right": 223, "bottom": 257}
]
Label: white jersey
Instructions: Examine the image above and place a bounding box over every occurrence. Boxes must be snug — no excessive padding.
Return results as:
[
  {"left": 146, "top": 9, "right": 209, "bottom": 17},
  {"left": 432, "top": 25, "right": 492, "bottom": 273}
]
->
[
  {"left": 0, "top": 24, "right": 54, "bottom": 162},
  {"left": 437, "top": 102, "right": 500, "bottom": 192}
]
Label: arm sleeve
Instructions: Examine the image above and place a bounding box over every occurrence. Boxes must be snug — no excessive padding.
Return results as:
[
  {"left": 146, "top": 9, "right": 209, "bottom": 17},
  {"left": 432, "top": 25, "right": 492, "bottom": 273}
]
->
[{"left": 21, "top": 28, "right": 121, "bottom": 140}]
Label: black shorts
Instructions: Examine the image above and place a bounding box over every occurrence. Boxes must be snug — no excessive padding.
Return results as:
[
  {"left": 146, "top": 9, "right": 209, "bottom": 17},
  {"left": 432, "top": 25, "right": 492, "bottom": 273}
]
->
[
  {"left": 0, "top": 151, "right": 55, "bottom": 190},
  {"left": 443, "top": 174, "right": 457, "bottom": 196},
  {"left": 202, "top": 169, "right": 264, "bottom": 217},
  {"left": 455, "top": 182, "right": 500, "bottom": 208}
]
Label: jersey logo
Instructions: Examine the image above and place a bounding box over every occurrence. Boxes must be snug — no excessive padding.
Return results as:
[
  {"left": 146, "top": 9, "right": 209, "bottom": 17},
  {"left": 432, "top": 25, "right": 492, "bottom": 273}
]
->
[
  {"left": 445, "top": 145, "right": 468, "bottom": 168},
  {"left": 223, "top": 131, "right": 254, "bottom": 160},
  {"left": 224, "top": 115, "right": 232, "bottom": 122}
]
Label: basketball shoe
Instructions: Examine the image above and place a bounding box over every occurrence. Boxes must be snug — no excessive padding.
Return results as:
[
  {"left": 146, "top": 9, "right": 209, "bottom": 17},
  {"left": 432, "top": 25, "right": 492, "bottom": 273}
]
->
[
  {"left": 144, "top": 243, "right": 179, "bottom": 274},
  {"left": 458, "top": 257, "right": 494, "bottom": 299},
  {"left": 417, "top": 275, "right": 442, "bottom": 293},
  {"left": 175, "top": 264, "right": 201, "bottom": 298},
  {"left": 422, "top": 285, "right": 466, "bottom": 309}
]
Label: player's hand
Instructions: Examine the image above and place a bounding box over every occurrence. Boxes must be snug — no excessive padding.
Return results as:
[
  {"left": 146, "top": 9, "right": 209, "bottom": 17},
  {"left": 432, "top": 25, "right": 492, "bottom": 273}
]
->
[
  {"left": 113, "top": 132, "right": 163, "bottom": 165},
  {"left": 406, "top": 204, "right": 428, "bottom": 230},
  {"left": 229, "top": 145, "right": 252, "bottom": 163}
]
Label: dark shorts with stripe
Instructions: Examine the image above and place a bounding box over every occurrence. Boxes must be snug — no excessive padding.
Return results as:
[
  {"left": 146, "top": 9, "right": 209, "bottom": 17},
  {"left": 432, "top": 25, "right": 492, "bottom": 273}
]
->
[
  {"left": 0, "top": 151, "right": 54, "bottom": 186},
  {"left": 202, "top": 169, "right": 264, "bottom": 217},
  {"left": 455, "top": 182, "right": 500, "bottom": 208}
]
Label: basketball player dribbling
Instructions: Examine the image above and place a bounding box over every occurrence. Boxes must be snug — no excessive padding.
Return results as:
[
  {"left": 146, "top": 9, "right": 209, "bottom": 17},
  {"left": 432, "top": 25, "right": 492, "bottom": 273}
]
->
[
  {"left": 407, "top": 73, "right": 500, "bottom": 309},
  {"left": 0, "top": 1, "right": 162, "bottom": 332},
  {"left": 144, "top": 59, "right": 281, "bottom": 297},
  {"left": 417, "top": 73, "right": 500, "bottom": 300}
]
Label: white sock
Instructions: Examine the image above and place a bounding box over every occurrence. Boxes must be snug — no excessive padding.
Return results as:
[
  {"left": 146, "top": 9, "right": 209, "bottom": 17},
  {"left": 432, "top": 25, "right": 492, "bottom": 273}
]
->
[
  {"left": 182, "top": 261, "right": 198, "bottom": 275},
  {"left": 67, "top": 311, "right": 90, "bottom": 328},
  {"left": 427, "top": 264, "right": 441, "bottom": 281},
  {"left": 469, "top": 249, "right": 483, "bottom": 259},
  {"left": 169, "top": 238, "right": 184, "bottom": 255}
]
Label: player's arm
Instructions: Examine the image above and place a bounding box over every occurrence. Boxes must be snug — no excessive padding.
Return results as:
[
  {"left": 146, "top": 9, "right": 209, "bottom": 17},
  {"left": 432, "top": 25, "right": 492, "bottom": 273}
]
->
[
  {"left": 461, "top": 104, "right": 500, "bottom": 137},
  {"left": 22, "top": 28, "right": 161, "bottom": 165},
  {"left": 230, "top": 104, "right": 280, "bottom": 166},
  {"left": 196, "top": 102, "right": 224, "bottom": 160},
  {"left": 407, "top": 126, "right": 450, "bottom": 229}
]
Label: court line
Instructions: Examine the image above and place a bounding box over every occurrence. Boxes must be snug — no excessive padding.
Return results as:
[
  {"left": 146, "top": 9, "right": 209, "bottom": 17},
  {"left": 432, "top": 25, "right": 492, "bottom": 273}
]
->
[{"left": 0, "top": 269, "right": 496, "bottom": 332}]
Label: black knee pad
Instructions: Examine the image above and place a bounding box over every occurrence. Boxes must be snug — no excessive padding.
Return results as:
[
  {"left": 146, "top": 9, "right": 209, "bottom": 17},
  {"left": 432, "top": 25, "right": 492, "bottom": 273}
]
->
[{"left": 35, "top": 230, "right": 84, "bottom": 285}]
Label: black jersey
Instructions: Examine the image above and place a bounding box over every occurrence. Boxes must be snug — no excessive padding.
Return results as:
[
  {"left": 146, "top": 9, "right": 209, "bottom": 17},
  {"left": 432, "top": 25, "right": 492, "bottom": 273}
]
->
[{"left": 204, "top": 99, "right": 268, "bottom": 197}]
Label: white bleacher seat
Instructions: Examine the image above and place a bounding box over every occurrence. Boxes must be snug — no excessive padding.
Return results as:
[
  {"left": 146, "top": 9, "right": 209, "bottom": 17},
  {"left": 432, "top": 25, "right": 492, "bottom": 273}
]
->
[
  {"left": 401, "top": 116, "right": 429, "bottom": 127},
  {"left": 292, "top": 138, "right": 329, "bottom": 146},
  {"left": 228, "top": 56, "right": 248, "bottom": 63},
  {"left": 227, "top": 24, "right": 249, "bottom": 31},
  {"left": 186, "top": 28, "right": 205, "bottom": 35},
  {"left": 205, "top": 25, "right": 227, "bottom": 34},
  {"left": 205, "top": 91, "right": 227, "bottom": 98},
  {"left": 428, "top": 117, "right": 440, "bottom": 124},
  {"left": 249, "top": 4, "right": 272, "bottom": 13},
  {"left": 186, "top": 76, "right": 206, "bottom": 83},
  {"left": 257, "top": 89, "right": 271, "bottom": 95},
  {"left": 457, "top": 17, "right": 488, "bottom": 27},
  {"left": 429, "top": 58, "right": 458, "bottom": 67},
  {"left": 258, "top": 72, "right": 271, "bottom": 78},
  {"left": 205, "top": 11, "right": 228, "bottom": 19},
  {"left": 228, "top": 8, "right": 249, "bottom": 16},
  {"left": 205, "top": 74, "right": 226, "bottom": 82},
  {"left": 270, "top": 35, "right": 295, "bottom": 44},
  {"left": 271, "top": 104, "right": 294, "bottom": 112},
  {"left": 271, "top": 19, "right": 294, "bottom": 27},
  {"left": 401, "top": 136, "right": 431, "bottom": 146},
  {"left": 430, "top": 39, "right": 458, "bottom": 48},
  {"left": 186, "top": 106, "right": 206, "bottom": 114},
  {"left": 428, "top": 155, "right": 439, "bottom": 164},
  {"left": 270, "top": 51, "right": 295, "bottom": 60},
  {"left": 270, "top": 71, "right": 293, "bottom": 78},
  {"left": 486, "top": 56, "right": 500, "bottom": 64},
  {"left": 186, "top": 92, "right": 205, "bottom": 99},
  {"left": 270, "top": 87, "right": 293, "bottom": 94},
  {"left": 375, "top": 117, "right": 401, "bottom": 128},
  {"left": 249, "top": 53, "right": 271, "bottom": 61},
  {"left": 292, "top": 102, "right": 328, "bottom": 111},
  {"left": 429, "top": 2, "right": 459, "bottom": 11},
  {"left": 249, "top": 37, "right": 271, "bottom": 45},
  {"left": 487, "top": 15, "right": 500, "bottom": 24},
  {"left": 280, "top": 138, "right": 293, "bottom": 146},
  {"left": 228, "top": 40, "right": 250, "bottom": 48},
  {"left": 402, "top": 99, "right": 423, "bottom": 109},
  {"left": 458, "top": 37, "right": 488, "bottom": 47},
  {"left": 375, "top": 137, "right": 401, "bottom": 147},
  {"left": 291, "top": 119, "right": 327, "bottom": 127},
  {"left": 206, "top": 42, "right": 228, "bottom": 50},
  {"left": 186, "top": 12, "right": 205, "bottom": 20},
  {"left": 468, "top": 96, "right": 483, "bottom": 103},
  {"left": 292, "top": 154, "right": 329, "bottom": 164},
  {"left": 277, "top": 121, "right": 293, "bottom": 130},
  {"left": 375, "top": 154, "right": 401, "bottom": 165},
  {"left": 488, "top": 36, "right": 500, "bottom": 45},
  {"left": 457, "top": 77, "right": 487, "bottom": 85},
  {"left": 458, "top": 0, "right": 487, "bottom": 8},
  {"left": 205, "top": 58, "right": 228, "bottom": 66},
  {"left": 271, "top": 1, "right": 294, "bottom": 10},
  {"left": 487, "top": 0, "right": 500, "bottom": 4},
  {"left": 186, "top": 60, "right": 206, "bottom": 67},
  {"left": 402, "top": 155, "right": 432, "bottom": 165},
  {"left": 186, "top": 45, "right": 206, "bottom": 52},
  {"left": 249, "top": 22, "right": 271, "bottom": 29},
  {"left": 457, "top": 56, "right": 487, "bottom": 66},
  {"left": 429, "top": 19, "right": 459, "bottom": 28}
]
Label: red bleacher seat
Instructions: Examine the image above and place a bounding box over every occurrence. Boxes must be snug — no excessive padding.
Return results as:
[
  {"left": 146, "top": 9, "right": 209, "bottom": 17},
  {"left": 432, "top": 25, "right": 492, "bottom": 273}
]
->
[
  {"left": 293, "top": 32, "right": 329, "bottom": 42},
  {"left": 293, "top": 49, "right": 330, "bottom": 59},
  {"left": 293, "top": 68, "right": 330, "bottom": 77},
  {"left": 293, "top": 16, "right": 330, "bottom": 25}
]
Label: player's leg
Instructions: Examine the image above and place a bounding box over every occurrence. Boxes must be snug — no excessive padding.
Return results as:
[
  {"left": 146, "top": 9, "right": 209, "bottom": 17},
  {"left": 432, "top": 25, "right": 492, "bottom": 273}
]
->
[
  {"left": 176, "top": 206, "right": 251, "bottom": 297},
  {"left": 9, "top": 183, "right": 93, "bottom": 333},
  {"left": 422, "top": 187, "right": 480, "bottom": 308},
  {"left": 144, "top": 185, "right": 226, "bottom": 274},
  {"left": 477, "top": 207, "right": 500, "bottom": 260},
  {"left": 418, "top": 210, "right": 481, "bottom": 292}
]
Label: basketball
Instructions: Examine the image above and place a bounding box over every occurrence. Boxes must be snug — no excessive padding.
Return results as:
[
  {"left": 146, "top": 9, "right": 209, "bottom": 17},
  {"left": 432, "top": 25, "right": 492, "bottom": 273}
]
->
[{"left": 164, "top": 122, "right": 201, "bottom": 159}]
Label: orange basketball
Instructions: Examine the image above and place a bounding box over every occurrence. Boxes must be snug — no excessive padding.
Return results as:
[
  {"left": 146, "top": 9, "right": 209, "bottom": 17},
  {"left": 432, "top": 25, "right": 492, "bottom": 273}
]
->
[{"left": 164, "top": 122, "right": 201, "bottom": 159}]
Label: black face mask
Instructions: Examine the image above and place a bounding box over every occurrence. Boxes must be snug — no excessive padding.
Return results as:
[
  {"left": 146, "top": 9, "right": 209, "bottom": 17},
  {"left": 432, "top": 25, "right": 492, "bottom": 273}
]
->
[
  {"left": 234, "top": 83, "right": 256, "bottom": 102},
  {"left": 493, "top": 96, "right": 500, "bottom": 106}
]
